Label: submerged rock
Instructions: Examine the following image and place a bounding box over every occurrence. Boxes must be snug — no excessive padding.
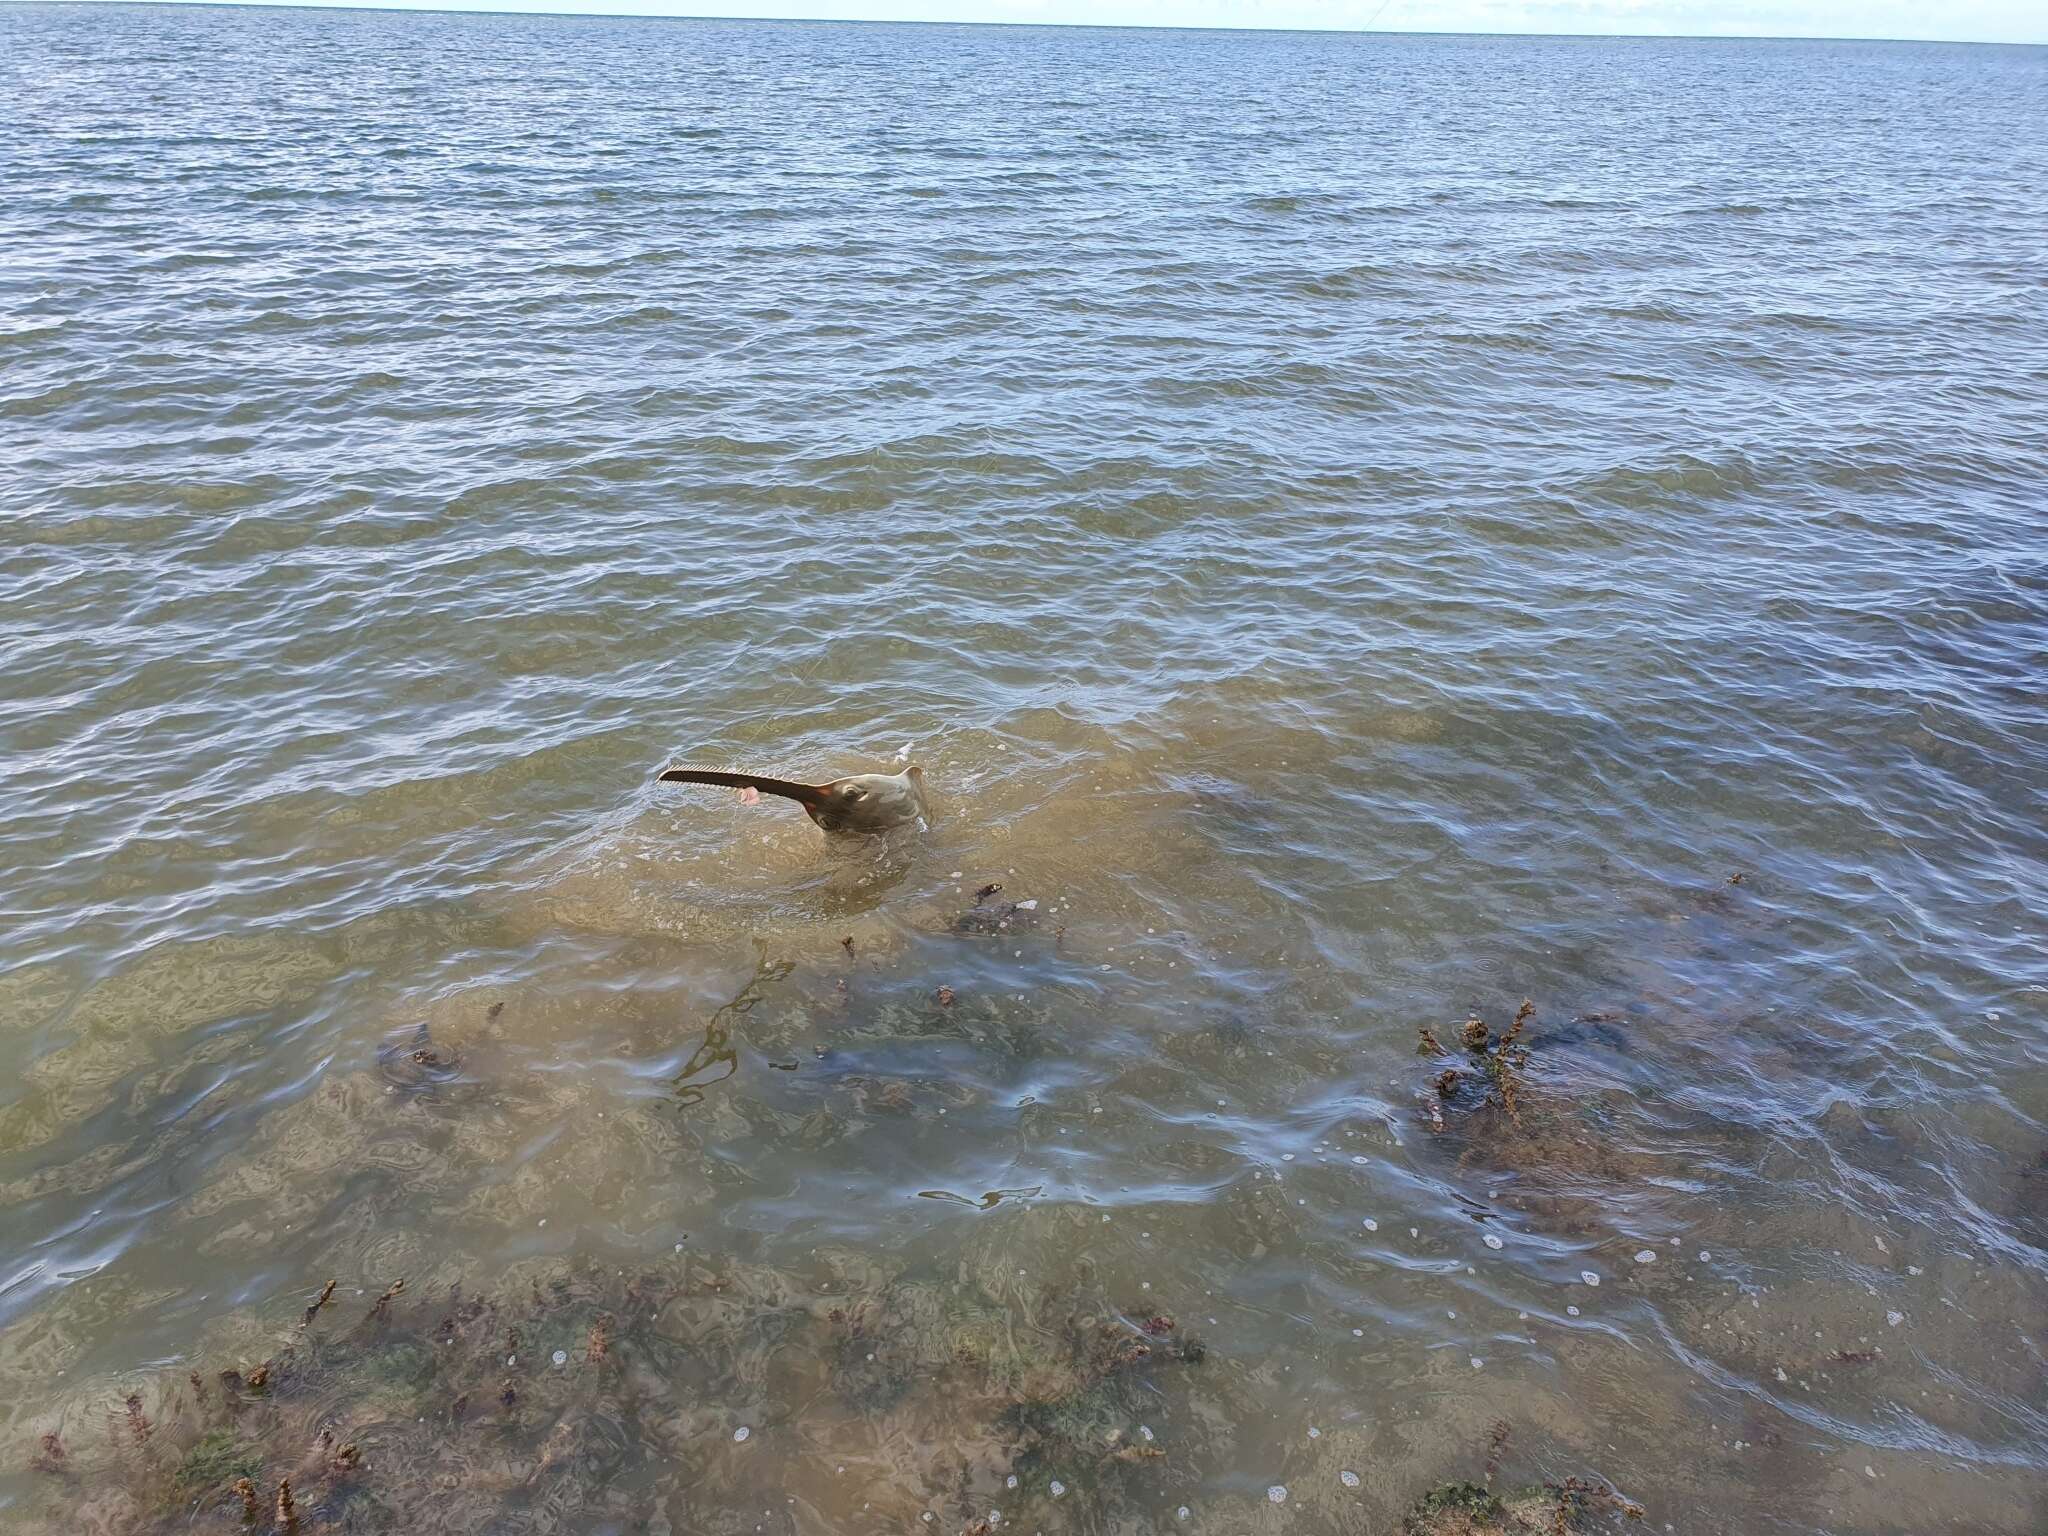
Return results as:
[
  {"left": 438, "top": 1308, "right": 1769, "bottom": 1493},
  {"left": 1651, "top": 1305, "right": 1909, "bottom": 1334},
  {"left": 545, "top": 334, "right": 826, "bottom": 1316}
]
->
[{"left": 949, "top": 898, "right": 1043, "bottom": 937}]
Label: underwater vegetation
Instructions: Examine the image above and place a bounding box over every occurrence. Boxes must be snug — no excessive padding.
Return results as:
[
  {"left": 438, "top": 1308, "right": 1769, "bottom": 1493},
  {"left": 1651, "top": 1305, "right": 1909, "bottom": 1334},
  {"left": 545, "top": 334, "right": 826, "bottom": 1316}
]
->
[
  {"left": 16, "top": 939, "right": 1673, "bottom": 1535},
  {"left": 17, "top": 1248, "right": 1206, "bottom": 1535},
  {"left": 1399, "top": 1476, "right": 1642, "bottom": 1536},
  {"left": 1417, "top": 998, "right": 1537, "bottom": 1134},
  {"left": 1413, "top": 995, "right": 1674, "bottom": 1241},
  {"left": 1394, "top": 1418, "right": 1643, "bottom": 1535}
]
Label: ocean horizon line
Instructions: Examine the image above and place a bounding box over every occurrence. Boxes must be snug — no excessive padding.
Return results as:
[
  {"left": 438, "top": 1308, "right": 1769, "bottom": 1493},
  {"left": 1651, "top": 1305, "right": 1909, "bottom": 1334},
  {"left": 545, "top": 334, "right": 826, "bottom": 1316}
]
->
[{"left": 9, "top": 0, "right": 2043, "bottom": 51}]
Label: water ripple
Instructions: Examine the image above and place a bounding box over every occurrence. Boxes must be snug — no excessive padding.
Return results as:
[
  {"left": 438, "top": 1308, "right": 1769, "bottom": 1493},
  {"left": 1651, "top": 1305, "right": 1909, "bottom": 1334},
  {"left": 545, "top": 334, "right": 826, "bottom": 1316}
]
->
[{"left": 1, "top": 11, "right": 2046, "bottom": 1534}]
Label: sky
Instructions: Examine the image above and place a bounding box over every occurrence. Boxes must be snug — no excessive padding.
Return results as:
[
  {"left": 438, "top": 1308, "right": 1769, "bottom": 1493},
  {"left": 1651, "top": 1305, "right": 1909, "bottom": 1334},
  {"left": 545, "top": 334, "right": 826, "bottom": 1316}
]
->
[{"left": 144, "top": 0, "right": 2047, "bottom": 45}]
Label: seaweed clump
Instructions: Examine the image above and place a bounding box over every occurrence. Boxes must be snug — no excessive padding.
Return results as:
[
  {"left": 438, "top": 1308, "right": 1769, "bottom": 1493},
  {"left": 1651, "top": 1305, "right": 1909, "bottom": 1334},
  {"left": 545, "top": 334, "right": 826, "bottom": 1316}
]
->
[
  {"left": 1422, "top": 1001, "right": 1535, "bottom": 1125},
  {"left": 1397, "top": 1419, "right": 1643, "bottom": 1535},
  {"left": 15, "top": 1266, "right": 684, "bottom": 1535},
  {"left": 814, "top": 1278, "right": 1202, "bottom": 1504},
  {"left": 1404, "top": 1481, "right": 1513, "bottom": 1534},
  {"left": 1410, "top": 998, "right": 1665, "bottom": 1236},
  {"left": 172, "top": 1428, "right": 262, "bottom": 1491},
  {"left": 19, "top": 1255, "right": 1208, "bottom": 1534},
  {"left": 1401, "top": 1476, "right": 1643, "bottom": 1535},
  {"left": 990, "top": 1313, "right": 1198, "bottom": 1484}
]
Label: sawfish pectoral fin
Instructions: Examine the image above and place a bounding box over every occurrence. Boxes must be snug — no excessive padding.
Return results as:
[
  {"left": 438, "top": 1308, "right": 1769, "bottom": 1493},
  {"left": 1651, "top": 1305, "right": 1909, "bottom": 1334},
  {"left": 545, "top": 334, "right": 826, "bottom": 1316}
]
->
[{"left": 656, "top": 768, "right": 827, "bottom": 808}]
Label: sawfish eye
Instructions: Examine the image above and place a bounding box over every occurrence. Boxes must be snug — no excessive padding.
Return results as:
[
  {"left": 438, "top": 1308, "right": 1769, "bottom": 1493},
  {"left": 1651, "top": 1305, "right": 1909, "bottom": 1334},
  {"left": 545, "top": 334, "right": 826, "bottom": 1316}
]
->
[{"left": 844, "top": 786, "right": 865, "bottom": 799}]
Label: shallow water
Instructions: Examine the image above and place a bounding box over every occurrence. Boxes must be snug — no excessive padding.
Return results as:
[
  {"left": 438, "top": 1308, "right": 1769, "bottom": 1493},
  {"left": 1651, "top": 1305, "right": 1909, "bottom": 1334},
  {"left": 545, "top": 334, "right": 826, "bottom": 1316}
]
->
[{"left": 2, "top": 7, "right": 2046, "bottom": 1533}]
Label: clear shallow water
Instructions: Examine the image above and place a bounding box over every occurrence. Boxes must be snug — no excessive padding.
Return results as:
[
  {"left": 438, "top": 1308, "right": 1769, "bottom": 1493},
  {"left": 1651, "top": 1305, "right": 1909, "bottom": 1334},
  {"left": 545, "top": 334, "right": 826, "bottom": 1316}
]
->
[{"left": 2, "top": 6, "right": 2046, "bottom": 1532}]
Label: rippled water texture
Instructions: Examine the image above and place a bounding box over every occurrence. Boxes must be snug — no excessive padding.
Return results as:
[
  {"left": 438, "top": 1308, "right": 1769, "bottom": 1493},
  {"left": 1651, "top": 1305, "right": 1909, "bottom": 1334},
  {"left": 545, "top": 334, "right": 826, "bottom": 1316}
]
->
[{"left": 3, "top": 8, "right": 2046, "bottom": 1533}]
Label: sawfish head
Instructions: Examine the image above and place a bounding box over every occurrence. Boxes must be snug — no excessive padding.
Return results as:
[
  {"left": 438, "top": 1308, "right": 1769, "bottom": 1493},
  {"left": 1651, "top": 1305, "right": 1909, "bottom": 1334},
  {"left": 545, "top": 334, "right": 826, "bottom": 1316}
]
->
[{"left": 658, "top": 764, "right": 927, "bottom": 835}]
